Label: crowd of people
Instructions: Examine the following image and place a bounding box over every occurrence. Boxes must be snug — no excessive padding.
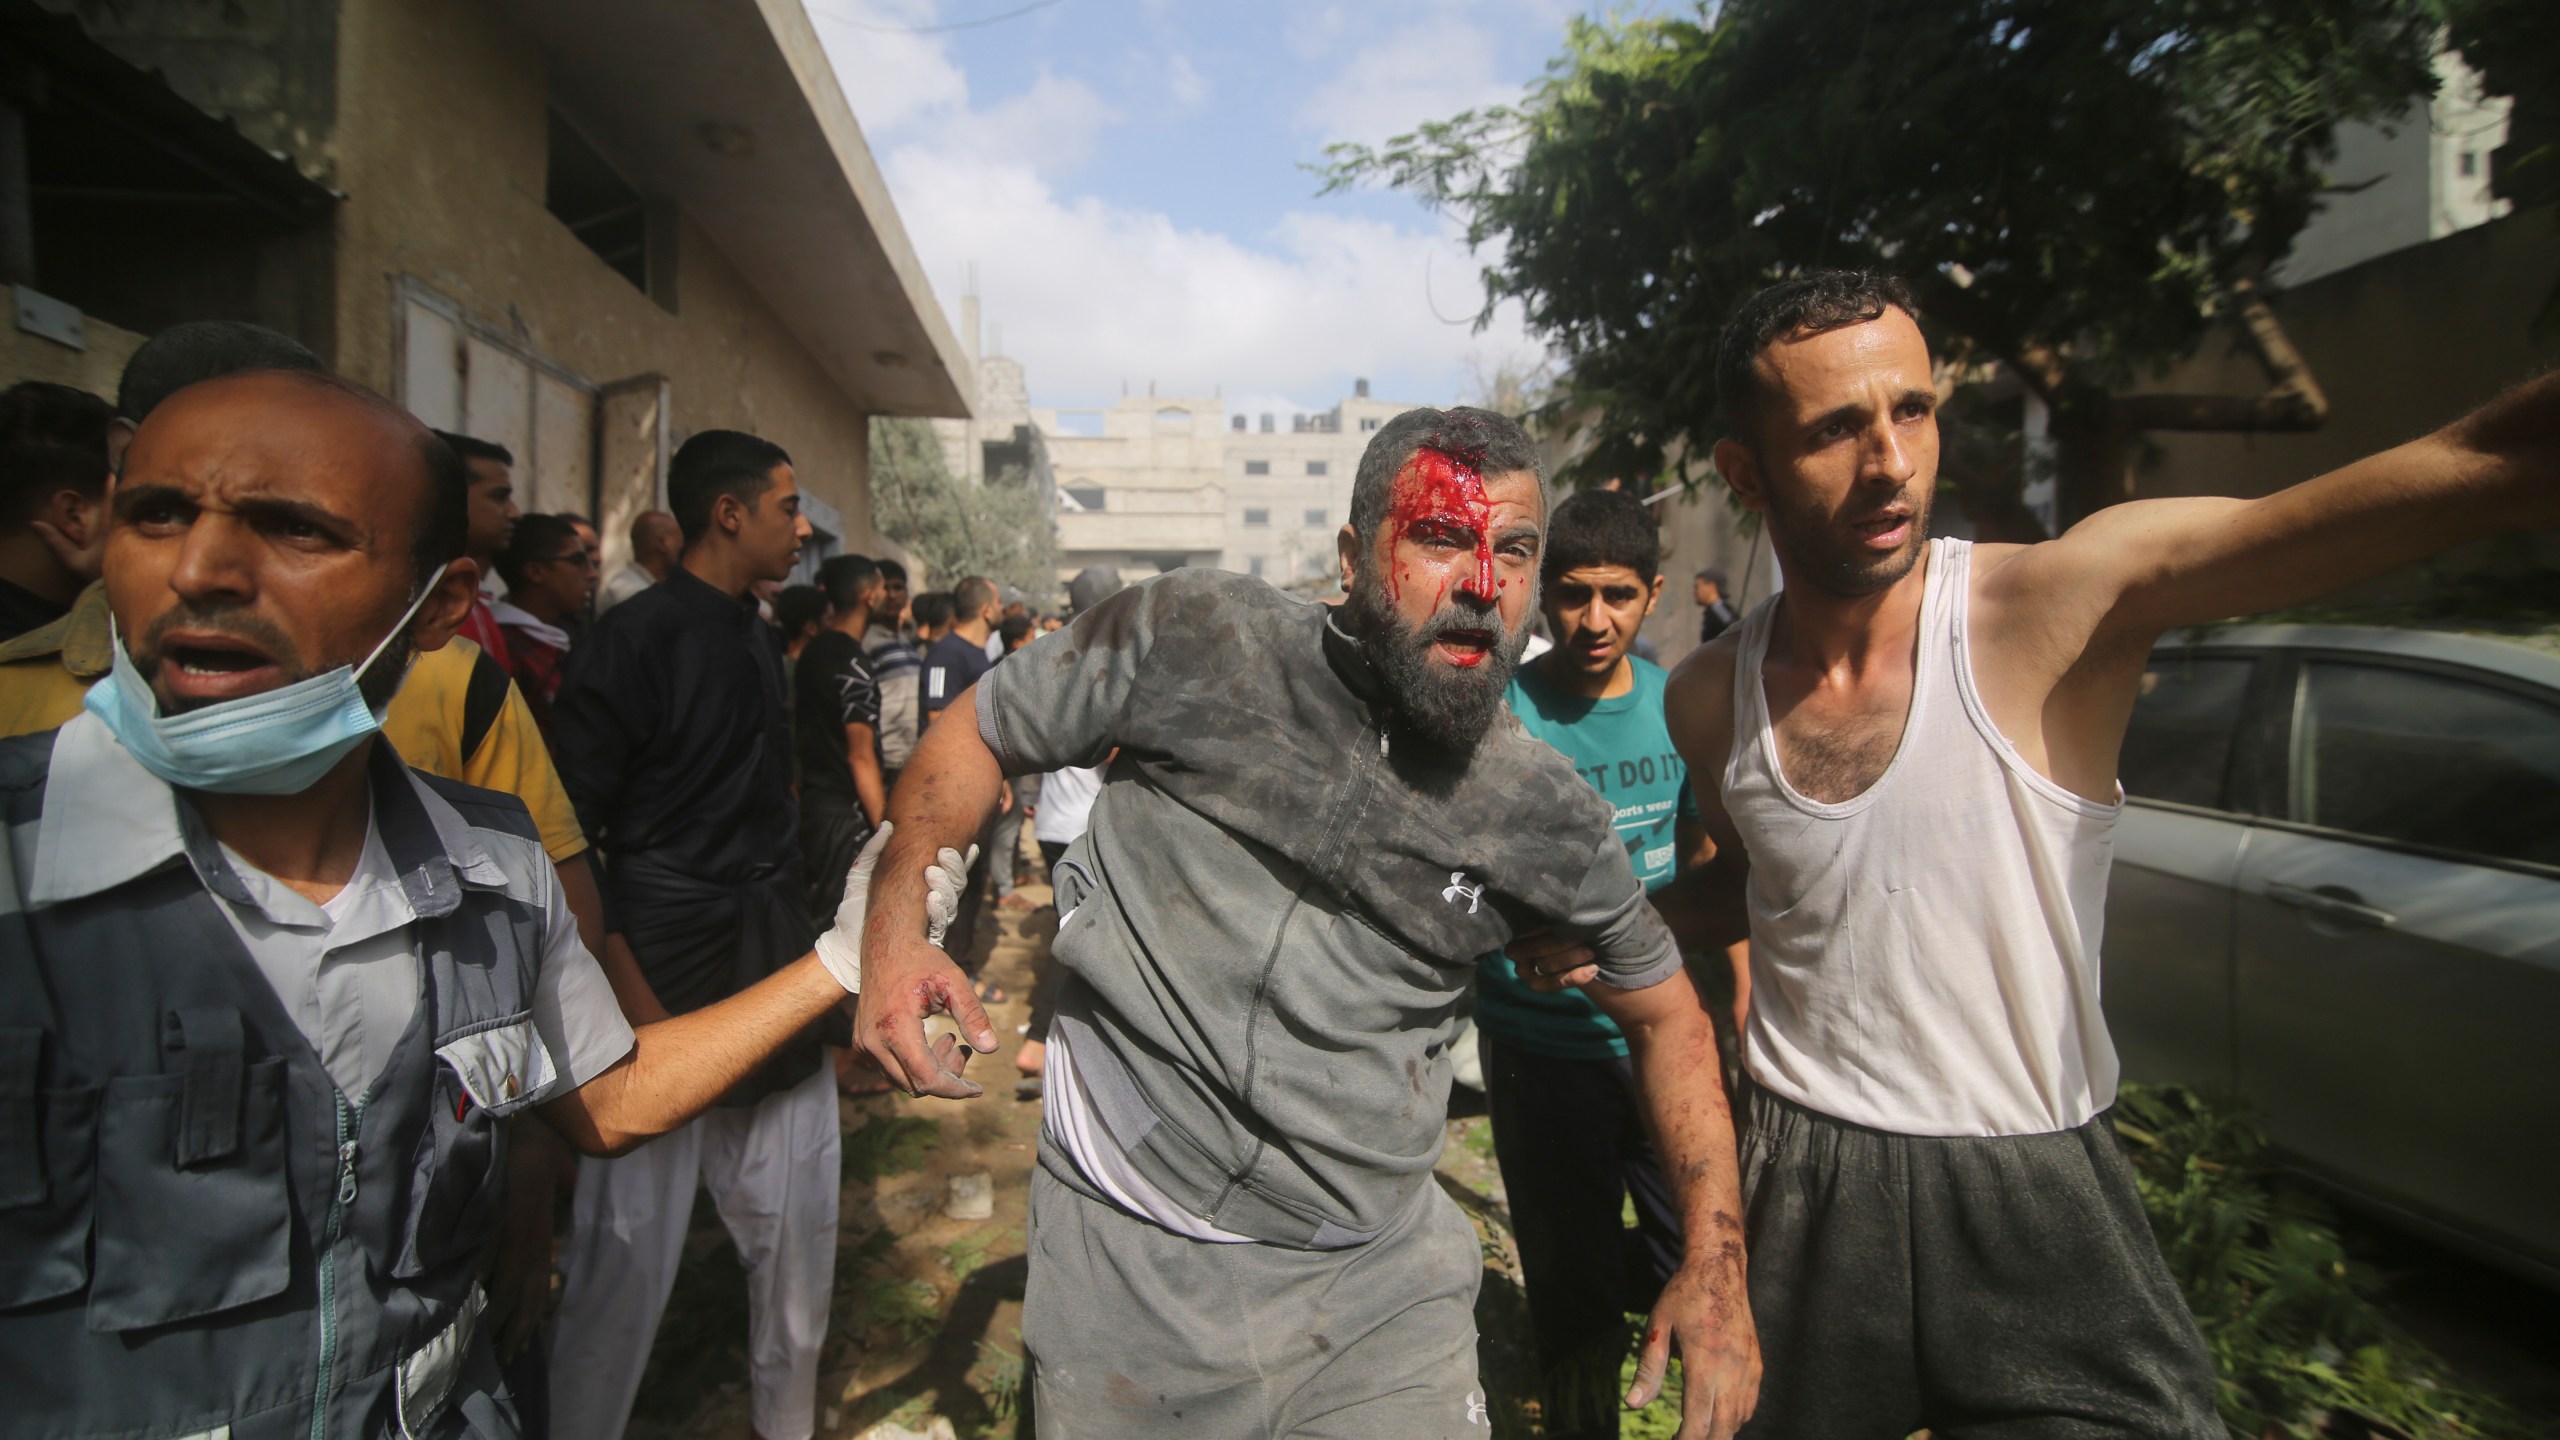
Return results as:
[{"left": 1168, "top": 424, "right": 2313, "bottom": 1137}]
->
[{"left": 0, "top": 268, "right": 2553, "bottom": 1440}]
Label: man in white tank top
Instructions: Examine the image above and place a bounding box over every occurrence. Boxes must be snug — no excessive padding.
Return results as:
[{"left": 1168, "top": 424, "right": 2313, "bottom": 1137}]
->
[{"left": 1519, "top": 271, "right": 2560, "bottom": 1437}]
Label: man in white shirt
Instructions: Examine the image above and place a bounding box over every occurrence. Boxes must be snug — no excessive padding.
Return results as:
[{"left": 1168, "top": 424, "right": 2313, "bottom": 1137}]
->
[{"left": 598, "top": 508, "right": 681, "bottom": 613}]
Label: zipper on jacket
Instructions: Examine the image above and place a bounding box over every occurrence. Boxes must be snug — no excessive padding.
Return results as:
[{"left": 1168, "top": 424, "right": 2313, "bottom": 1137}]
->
[{"left": 310, "top": 1092, "right": 361, "bottom": 1440}]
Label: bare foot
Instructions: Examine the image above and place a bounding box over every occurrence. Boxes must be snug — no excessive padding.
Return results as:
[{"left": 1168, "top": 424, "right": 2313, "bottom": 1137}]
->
[{"left": 1015, "top": 1038, "right": 1045, "bottom": 1077}]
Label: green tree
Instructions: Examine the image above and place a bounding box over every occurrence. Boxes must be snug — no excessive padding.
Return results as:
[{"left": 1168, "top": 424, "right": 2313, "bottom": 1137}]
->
[
  {"left": 868, "top": 416, "right": 1057, "bottom": 592},
  {"left": 1322, "top": 0, "right": 2444, "bottom": 529}
]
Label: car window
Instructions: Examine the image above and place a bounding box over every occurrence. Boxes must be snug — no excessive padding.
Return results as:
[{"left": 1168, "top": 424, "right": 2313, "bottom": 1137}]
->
[
  {"left": 2121, "top": 652, "right": 2255, "bottom": 809},
  {"left": 2297, "top": 660, "right": 2560, "bottom": 868}
]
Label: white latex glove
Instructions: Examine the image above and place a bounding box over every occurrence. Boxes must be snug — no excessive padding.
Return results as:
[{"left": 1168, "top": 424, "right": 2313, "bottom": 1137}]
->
[
  {"left": 814, "top": 826, "right": 973, "bottom": 995},
  {"left": 923, "top": 844, "right": 982, "bottom": 949}
]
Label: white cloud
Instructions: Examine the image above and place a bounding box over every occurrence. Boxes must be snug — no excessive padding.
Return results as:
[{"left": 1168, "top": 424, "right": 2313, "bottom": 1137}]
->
[
  {"left": 938, "top": 72, "right": 1119, "bottom": 175},
  {"left": 1161, "top": 51, "right": 1208, "bottom": 109},
  {"left": 882, "top": 150, "right": 1535, "bottom": 406},
  {"left": 812, "top": 0, "right": 1547, "bottom": 412},
  {"left": 804, "top": 0, "right": 969, "bottom": 135},
  {"left": 1294, "top": 16, "right": 1522, "bottom": 149}
]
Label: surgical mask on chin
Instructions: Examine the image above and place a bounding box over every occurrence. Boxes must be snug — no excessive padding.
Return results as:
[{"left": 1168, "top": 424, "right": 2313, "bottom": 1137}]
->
[{"left": 84, "top": 565, "right": 449, "bottom": 796}]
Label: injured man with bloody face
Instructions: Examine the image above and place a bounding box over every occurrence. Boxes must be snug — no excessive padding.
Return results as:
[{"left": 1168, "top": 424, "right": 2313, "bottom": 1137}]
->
[{"left": 849, "top": 405, "right": 1764, "bottom": 1440}]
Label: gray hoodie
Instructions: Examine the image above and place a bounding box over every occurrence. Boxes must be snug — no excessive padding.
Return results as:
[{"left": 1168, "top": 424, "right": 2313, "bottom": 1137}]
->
[{"left": 978, "top": 569, "right": 1678, "bottom": 1247}]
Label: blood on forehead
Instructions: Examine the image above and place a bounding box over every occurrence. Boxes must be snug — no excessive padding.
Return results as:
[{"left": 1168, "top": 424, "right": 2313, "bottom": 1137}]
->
[{"left": 1385, "top": 446, "right": 1500, "bottom": 603}]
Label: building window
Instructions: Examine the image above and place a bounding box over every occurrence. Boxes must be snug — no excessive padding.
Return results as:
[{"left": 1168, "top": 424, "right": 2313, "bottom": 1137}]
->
[
  {"left": 1306, "top": 460, "right": 1328, "bottom": 476},
  {"left": 2459, "top": 150, "right": 2478, "bottom": 178},
  {"left": 1232, "top": 414, "right": 1247, "bottom": 431},
  {"left": 1304, "top": 508, "right": 1326, "bottom": 527},
  {"left": 1249, "top": 556, "right": 1267, "bottom": 578},
  {"left": 1244, "top": 507, "right": 1271, "bottom": 527},
  {"left": 1359, "top": 417, "right": 1380, "bottom": 431},
  {"left": 548, "top": 108, "right": 663, "bottom": 304},
  {"left": 1064, "top": 483, "right": 1107, "bottom": 512},
  {"left": 1244, "top": 460, "right": 1270, "bottom": 476}
]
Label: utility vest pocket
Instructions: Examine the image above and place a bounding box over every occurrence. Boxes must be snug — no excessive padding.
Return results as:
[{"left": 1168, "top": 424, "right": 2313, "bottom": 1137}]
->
[
  {"left": 0, "top": 1027, "right": 101, "bottom": 1310},
  {"left": 396, "top": 1018, "right": 546, "bottom": 1279},
  {"left": 87, "top": 1046, "right": 293, "bottom": 1332}
]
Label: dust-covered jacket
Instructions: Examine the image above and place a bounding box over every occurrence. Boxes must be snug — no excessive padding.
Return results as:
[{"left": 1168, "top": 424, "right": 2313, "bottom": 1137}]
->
[{"left": 976, "top": 567, "right": 1678, "bottom": 1247}]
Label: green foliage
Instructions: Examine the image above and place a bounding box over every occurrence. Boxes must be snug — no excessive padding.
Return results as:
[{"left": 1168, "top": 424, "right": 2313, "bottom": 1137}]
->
[
  {"left": 2116, "top": 1084, "right": 2540, "bottom": 1438},
  {"left": 870, "top": 415, "right": 1057, "bottom": 592},
  {"left": 842, "top": 1114, "right": 942, "bottom": 1183},
  {"left": 975, "top": 1340, "right": 1025, "bottom": 1421},
  {"left": 942, "top": 1231, "right": 1001, "bottom": 1283},
  {"left": 1321, "top": 0, "right": 2443, "bottom": 490},
  {"left": 860, "top": 1276, "right": 945, "bottom": 1349}
]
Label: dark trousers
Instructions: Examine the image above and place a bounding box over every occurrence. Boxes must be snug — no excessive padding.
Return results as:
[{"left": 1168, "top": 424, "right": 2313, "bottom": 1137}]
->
[
  {"left": 1482, "top": 1034, "right": 1683, "bottom": 1440},
  {"left": 1737, "top": 1088, "right": 2221, "bottom": 1439}
]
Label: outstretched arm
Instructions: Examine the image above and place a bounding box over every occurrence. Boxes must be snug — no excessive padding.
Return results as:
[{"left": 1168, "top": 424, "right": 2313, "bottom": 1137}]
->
[
  {"left": 2033, "top": 367, "right": 2560, "bottom": 644},
  {"left": 853, "top": 684, "right": 1005, "bottom": 1098},
  {"left": 1588, "top": 969, "right": 1760, "bottom": 1440},
  {"left": 540, "top": 952, "right": 850, "bottom": 1154}
]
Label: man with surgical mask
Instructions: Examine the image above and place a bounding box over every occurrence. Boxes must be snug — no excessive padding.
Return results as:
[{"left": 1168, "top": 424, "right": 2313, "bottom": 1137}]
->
[
  {"left": 0, "top": 369, "right": 955, "bottom": 1439},
  {"left": 854, "top": 406, "right": 1760, "bottom": 1439}
]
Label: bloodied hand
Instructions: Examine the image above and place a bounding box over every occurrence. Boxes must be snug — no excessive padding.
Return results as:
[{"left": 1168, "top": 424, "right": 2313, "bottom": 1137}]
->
[{"left": 1339, "top": 446, "right": 1543, "bottom": 754}]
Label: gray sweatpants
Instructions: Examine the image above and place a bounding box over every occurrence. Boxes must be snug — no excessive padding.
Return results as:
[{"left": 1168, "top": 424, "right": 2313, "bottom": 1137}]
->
[
  {"left": 1021, "top": 1160, "right": 1492, "bottom": 1438},
  {"left": 1738, "top": 1089, "right": 2222, "bottom": 1439}
]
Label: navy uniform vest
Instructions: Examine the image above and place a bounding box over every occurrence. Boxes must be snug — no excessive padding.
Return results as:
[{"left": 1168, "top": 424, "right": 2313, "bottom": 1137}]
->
[{"left": 0, "top": 732, "right": 553, "bottom": 1439}]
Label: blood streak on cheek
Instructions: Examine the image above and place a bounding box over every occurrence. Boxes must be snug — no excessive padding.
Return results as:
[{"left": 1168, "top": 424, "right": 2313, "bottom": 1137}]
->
[{"left": 1384, "top": 447, "right": 1494, "bottom": 603}]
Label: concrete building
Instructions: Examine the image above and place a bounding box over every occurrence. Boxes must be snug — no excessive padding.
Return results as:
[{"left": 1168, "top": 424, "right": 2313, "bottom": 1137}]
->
[
  {"left": 1040, "top": 394, "right": 1230, "bottom": 581},
  {"left": 933, "top": 295, "right": 1055, "bottom": 515},
  {"left": 1221, "top": 379, "right": 1414, "bottom": 589},
  {"left": 1036, "top": 380, "right": 1418, "bottom": 589},
  {"left": 0, "top": 0, "right": 969, "bottom": 580},
  {"left": 2275, "top": 49, "right": 2513, "bottom": 287}
]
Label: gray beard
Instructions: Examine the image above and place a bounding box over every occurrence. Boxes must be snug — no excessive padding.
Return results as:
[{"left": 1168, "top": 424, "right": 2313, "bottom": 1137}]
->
[{"left": 1341, "top": 581, "right": 1532, "bottom": 759}]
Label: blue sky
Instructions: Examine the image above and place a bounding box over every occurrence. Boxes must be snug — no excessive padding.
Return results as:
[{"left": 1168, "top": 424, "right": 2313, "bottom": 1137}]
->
[{"left": 812, "top": 0, "right": 1617, "bottom": 419}]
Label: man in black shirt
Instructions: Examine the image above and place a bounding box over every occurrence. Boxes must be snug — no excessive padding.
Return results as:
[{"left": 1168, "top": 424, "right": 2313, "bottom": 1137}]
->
[
  {"left": 795, "top": 553, "right": 887, "bottom": 926},
  {"left": 547, "top": 429, "right": 840, "bottom": 1440},
  {"left": 922, "top": 573, "right": 998, "bottom": 721},
  {"left": 1695, "top": 565, "right": 1740, "bottom": 643},
  {"left": 921, "top": 574, "right": 1003, "bottom": 979}
]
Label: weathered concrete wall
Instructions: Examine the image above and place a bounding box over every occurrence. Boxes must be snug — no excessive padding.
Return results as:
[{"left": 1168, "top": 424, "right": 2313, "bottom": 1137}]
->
[
  {"left": 2129, "top": 204, "right": 2560, "bottom": 602},
  {"left": 1639, "top": 484, "right": 1778, "bottom": 671},
  {"left": 0, "top": 312, "right": 145, "bottom": 399},
  {"left": 322, "top": 0, "right": 881, "bottom": 559}
]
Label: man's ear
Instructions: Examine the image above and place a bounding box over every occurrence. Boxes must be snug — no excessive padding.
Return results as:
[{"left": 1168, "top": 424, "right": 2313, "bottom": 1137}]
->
[
  {"left": 712, "top": 491, "right": 748, "bottom": 537},
  {"left": 409, "top": 558, "right": 481, "bottom": 653},
  {"left": 104, "top": 418, "right": 137, "bottom": 475},
  {"left": 1335, "top": 523, "right": 1364, "bottom": 593},
  {"left": 1712, "top": 438, "right": 1768, "bottom": 514},
  {"left": 43, "top": 487, "right": 104, "bottom": 547},
  {"left": 1642, "top": 573, "right": 1664, "bottom": 619}
]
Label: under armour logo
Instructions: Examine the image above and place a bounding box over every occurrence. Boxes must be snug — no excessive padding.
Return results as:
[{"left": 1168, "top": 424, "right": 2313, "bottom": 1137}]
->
[
  {"left": 1465, "top": 1389, "right": 1491, "bottom": 1427},
  {"left": 1442, "top": 872, "right": 1484, "bottom": 914}
]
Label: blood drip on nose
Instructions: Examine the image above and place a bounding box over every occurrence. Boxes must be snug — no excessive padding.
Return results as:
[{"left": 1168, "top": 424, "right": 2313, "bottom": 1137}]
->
[{"left": 1385, "top": 447, "right": 1496, "bottom": 610}]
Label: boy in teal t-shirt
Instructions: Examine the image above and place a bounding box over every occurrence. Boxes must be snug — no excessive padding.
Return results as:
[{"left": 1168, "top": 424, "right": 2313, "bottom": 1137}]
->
[
  {"left": 1476, "top": 655, "right": 1695, "bottom": 1057},
  {"left": 1476, "top": 488, "right": 1703, "bottom": 1439}
]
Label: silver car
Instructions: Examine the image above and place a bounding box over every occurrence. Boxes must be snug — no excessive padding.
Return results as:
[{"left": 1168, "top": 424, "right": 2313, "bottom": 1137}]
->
[{"left": 2104, "top": 623, "right": 2560, "bottom": 1287}]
